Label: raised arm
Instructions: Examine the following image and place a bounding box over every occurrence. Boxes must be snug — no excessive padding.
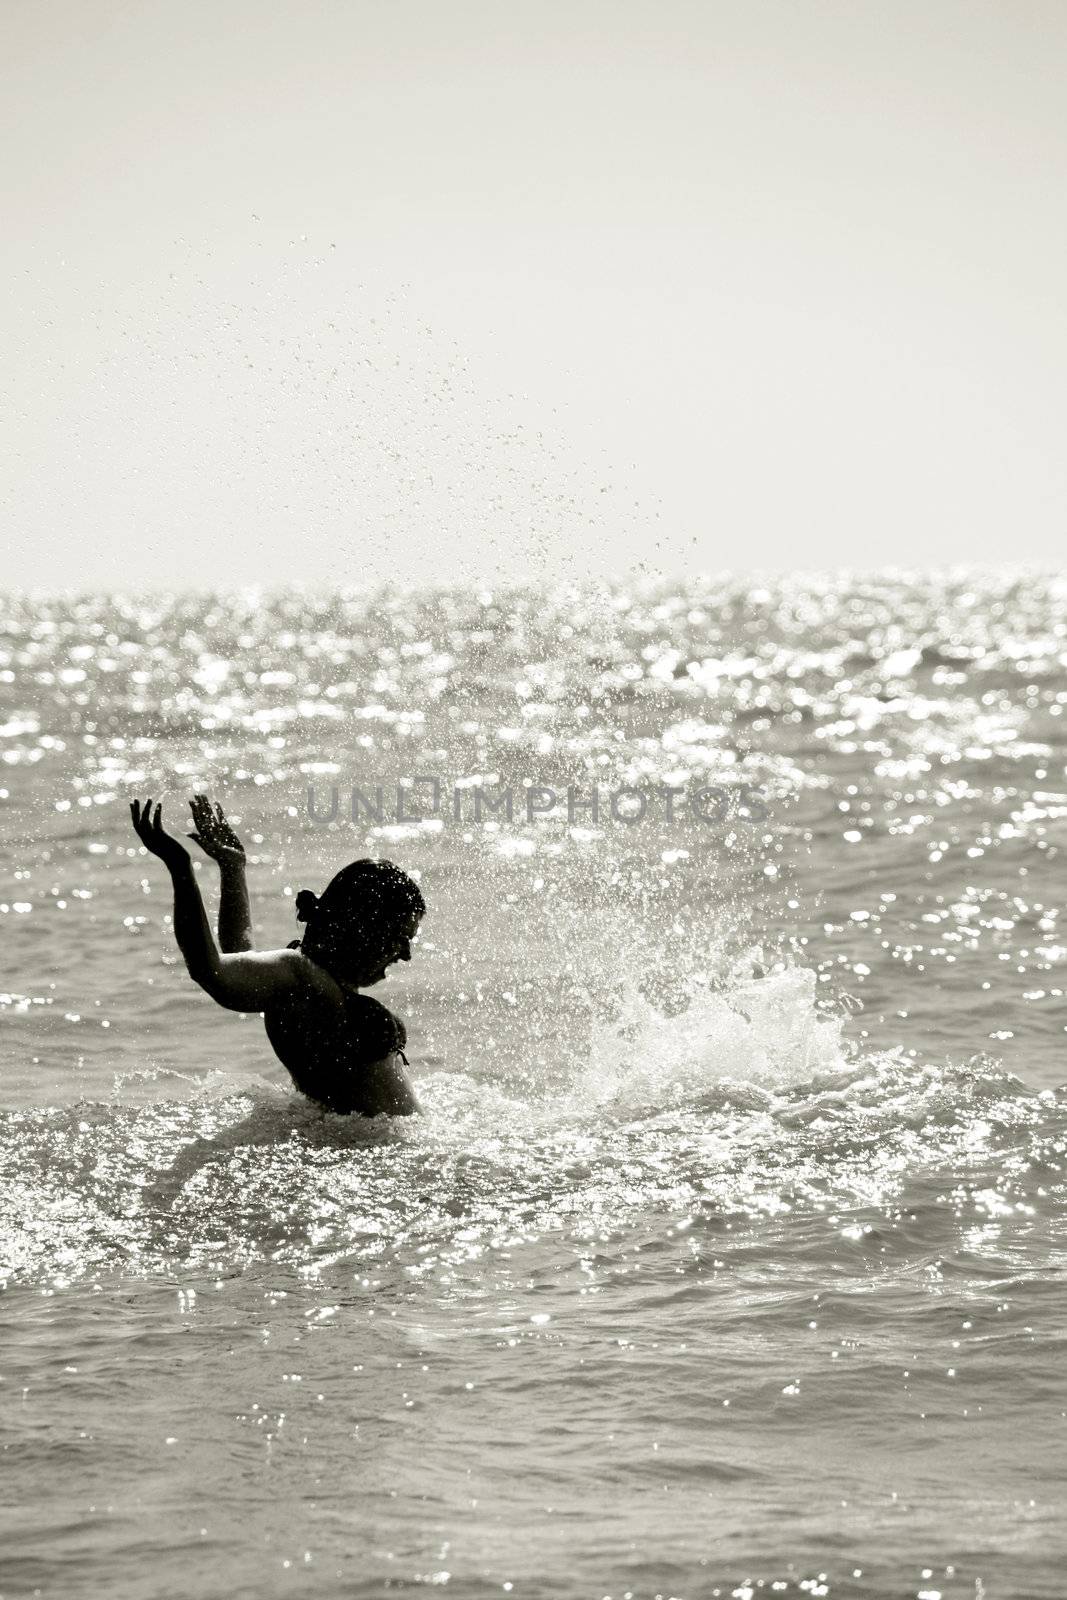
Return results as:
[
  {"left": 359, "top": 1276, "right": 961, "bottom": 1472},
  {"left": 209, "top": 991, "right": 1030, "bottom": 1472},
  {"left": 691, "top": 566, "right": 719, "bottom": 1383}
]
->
[
  {"left": 131, "top": 799, "right": 300, "bottom": 1013},
  {"left": 188, "top": 794, "right": 253, "bottom": 952}
]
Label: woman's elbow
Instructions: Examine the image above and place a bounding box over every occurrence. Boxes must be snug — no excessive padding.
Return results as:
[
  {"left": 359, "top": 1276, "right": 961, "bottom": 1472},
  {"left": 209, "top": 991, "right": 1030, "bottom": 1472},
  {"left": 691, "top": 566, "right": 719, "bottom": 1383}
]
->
[{"left": 185, "top": 960, "right": 231, "bottom": 1006}]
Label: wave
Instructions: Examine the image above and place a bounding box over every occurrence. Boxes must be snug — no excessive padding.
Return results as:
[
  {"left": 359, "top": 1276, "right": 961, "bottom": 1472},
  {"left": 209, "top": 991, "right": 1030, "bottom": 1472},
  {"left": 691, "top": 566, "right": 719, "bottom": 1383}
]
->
[{"left": 2, "top": 965, "right": 1063, "bottom": 1292}]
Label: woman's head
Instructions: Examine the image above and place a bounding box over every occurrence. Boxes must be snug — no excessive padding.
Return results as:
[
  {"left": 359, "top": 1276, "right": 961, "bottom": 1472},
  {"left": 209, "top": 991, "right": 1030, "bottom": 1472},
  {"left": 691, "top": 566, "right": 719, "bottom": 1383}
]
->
[{"left": 295, "top": 858, "right": 425, "bottom": 985}]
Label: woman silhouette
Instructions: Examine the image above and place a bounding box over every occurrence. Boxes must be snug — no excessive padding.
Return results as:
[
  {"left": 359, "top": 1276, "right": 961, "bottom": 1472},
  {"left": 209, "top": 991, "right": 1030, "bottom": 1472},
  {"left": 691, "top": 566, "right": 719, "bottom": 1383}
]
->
[{"left": 130, "top": 795, "right": 424, "bottom": 1116}]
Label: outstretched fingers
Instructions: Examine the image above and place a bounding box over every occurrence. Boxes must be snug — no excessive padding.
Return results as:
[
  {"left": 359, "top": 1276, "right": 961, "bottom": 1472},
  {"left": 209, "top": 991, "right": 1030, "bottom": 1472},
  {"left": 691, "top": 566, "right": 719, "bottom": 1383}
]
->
[
  {"left": 130, "top": 795, "right": 191, "bottom": 867},
  {"left": 130, "top": 796, "right": 153, "bottom": 837},
  {"left": 129, "top": 795, "right": 164, "bottom": 834}
]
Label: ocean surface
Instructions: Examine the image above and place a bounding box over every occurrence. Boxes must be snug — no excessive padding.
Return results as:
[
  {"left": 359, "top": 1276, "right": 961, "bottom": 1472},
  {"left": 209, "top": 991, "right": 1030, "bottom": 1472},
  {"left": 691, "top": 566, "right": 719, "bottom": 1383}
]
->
[{"left": 1, "top": 572, "right": 1065, "bottom": 1600}]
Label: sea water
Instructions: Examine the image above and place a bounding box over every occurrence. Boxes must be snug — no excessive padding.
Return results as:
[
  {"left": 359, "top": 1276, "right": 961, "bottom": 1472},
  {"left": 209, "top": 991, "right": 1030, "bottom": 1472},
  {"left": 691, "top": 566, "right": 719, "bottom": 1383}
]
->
[{"left": 1, "top": 572, "right": 1065, "bottom": 1599}]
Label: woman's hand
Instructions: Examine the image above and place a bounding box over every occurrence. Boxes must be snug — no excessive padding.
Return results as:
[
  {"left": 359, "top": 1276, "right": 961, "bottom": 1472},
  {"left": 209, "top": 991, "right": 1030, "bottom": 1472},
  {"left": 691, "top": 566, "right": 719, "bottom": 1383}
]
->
[
  {"left": 187, "top": 793, "right": 246, "bottom": 864},
  {"left": 130, "top": 798, "right": 191, "bottom": 870},
  {"left": 189, "top": 793, "right": 254, "bottom": 951}
]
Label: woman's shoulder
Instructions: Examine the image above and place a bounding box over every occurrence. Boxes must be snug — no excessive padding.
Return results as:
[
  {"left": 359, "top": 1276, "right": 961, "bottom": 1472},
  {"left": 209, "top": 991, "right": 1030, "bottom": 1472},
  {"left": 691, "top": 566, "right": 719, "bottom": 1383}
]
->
[
  {"left": 281, "top": 947, "right": 344, "bottom": 993},
  {"left": 275, "top": 951, "right": 393, "bottom": 1015}
]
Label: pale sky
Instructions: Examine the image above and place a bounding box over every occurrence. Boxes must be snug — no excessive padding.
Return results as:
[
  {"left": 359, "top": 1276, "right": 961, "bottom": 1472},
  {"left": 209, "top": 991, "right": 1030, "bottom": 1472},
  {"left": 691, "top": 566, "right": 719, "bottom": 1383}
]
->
[{"left": 3, "top": 0, "right": 1066, "bottom": 591}]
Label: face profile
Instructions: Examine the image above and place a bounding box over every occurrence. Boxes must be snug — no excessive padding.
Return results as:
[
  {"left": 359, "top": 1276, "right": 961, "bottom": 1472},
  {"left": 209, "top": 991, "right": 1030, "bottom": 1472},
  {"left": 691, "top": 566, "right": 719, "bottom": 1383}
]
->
[
  {"left": 340, "top": 909, "right": 422, "bottom": 987},
  {"left": 294, "top": 858, "right": 427, "bottom": 990}
]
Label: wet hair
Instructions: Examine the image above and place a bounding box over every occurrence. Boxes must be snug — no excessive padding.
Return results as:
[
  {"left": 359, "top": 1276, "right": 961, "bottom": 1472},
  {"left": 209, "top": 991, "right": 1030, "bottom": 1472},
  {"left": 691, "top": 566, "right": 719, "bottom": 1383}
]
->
[{"left": 293, "top": 858, "right": 425, "bottom": 971}]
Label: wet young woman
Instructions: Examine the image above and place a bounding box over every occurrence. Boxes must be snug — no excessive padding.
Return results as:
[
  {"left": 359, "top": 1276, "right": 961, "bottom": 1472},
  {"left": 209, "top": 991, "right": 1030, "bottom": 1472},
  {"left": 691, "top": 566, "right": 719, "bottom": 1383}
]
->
[{"left": 129, "top": 795, "right": 424, "bottom": 1117}]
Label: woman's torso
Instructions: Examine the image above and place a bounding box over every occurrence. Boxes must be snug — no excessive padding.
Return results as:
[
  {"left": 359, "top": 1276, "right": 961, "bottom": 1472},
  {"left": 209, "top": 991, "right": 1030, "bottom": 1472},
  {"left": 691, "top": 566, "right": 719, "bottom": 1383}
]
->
[{"left": 263, "top": 953, "right": 419, "bottom": 1117}]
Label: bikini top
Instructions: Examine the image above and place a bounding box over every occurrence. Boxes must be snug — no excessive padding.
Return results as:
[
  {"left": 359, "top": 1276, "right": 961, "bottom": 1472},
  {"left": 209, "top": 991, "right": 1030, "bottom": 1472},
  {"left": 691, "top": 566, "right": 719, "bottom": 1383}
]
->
[
  {"left": 336, "top": 989, "right": 409, "bottom": 1066},
  {"left": 286, "top": 941, "right": 409, "bottom": 1065}
]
